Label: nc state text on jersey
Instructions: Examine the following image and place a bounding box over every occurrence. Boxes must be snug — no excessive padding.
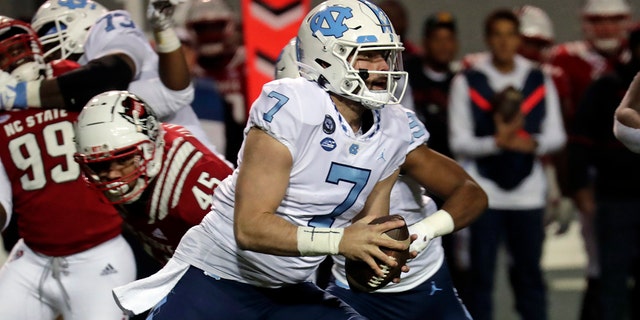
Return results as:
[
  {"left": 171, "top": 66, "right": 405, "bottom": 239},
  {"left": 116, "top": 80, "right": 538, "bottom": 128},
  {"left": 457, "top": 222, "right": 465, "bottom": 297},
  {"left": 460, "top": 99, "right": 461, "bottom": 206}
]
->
[{"left": 3, "top": 110, "right": 70, "bottom": 137}]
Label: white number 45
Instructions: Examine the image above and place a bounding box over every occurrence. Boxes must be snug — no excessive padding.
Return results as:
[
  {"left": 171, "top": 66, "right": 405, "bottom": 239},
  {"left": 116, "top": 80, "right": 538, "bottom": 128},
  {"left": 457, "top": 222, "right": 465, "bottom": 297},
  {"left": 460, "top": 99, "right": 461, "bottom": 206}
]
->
[{"left": 192, "top": 172, "right": 221, "bottom": 210}]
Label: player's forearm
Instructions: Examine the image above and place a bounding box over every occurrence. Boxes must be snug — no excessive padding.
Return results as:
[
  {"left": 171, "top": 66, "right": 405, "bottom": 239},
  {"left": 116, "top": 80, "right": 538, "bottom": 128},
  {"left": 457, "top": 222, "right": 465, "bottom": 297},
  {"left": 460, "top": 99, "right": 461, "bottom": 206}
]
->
[
  {"left": 157, "top": 50, "right": 191, "bottom": 91},
  {"left": 402, "top": 146, "right": 488, "bottom": 230},
  {"left": 234, "top": 210, "right": 302, "bottom": 256},
  {"left": 155, "top": 27, "right": 191, "bottom": 91},
  {"left": 619, "top": 71, "right": 640, "bottom": 114},
  {"left": 438, "top": 179, "right": 487, "bottom": 230}
]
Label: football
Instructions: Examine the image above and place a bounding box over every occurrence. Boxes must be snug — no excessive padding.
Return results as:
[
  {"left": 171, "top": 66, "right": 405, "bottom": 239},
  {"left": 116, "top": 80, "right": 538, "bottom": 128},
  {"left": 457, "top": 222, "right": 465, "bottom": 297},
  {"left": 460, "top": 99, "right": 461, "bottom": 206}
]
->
[
  {"left": 492, "top": 86, "right": 523, "bottom": 122},
  {"left": 345, "top": 215, "right": 410, "bottom": 292}
]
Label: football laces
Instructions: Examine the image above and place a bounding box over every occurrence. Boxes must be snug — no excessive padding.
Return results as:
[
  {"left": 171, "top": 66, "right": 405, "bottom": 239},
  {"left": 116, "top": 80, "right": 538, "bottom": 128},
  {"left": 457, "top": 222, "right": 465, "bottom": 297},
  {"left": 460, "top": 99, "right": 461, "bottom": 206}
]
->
[{"left": 367, "top": 257, "right": 395, "bottom": 288}]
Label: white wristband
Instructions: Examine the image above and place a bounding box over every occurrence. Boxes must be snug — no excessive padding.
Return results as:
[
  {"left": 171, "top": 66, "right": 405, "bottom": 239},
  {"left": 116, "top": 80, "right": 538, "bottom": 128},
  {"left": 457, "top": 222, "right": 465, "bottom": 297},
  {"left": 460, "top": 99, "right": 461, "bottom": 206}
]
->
[
  {"left": 613, "top": 117, "right": 640, "bottom": 153},
  {"left": 297, "top": 226, "right": 344, "bottom": 256},
  {"left": 26, "top": 81, "right": 41, "bottom": 107},
  {"left": 155, "top": 28, "right": 181, "bottom": 53}
]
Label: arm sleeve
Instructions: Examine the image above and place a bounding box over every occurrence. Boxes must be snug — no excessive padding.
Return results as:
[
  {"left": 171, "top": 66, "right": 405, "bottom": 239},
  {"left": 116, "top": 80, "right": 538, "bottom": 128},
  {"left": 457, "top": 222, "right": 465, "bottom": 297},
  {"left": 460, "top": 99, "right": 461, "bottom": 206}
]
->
[
  {"left": 247, "top": 83, "right": 302, "bottom": 159},
  {"left": 0, "top": 159, "right": 13, "bottom": 231},
  {"left": 56, "top": 54, "right": 134, "bottom": 111},
  {"left": 448, "top": 74, "right": 500, "bottom": 157},
  {"left": 534, "top": 75, "right": 567, "bottom": 155}
]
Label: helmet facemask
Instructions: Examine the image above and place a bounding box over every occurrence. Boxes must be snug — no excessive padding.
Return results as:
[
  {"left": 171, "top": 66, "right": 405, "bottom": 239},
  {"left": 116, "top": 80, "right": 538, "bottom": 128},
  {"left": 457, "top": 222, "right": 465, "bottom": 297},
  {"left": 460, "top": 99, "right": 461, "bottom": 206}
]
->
[
  {"left": 0, "top": 17, "right": 46, "bottom": 81},
  {"left": 75, "top": 144, "right": 153, "bottom": 204}
]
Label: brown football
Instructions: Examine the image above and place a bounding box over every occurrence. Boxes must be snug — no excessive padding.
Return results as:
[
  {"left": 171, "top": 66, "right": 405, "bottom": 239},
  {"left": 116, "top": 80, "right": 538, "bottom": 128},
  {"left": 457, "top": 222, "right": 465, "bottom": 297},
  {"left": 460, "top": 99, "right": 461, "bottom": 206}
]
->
[
  {"left": 345, "top": 215, "right": 410, "bottom": 292},
  {"left": 493, "top": 86, "right": 523, "bottom": 122}
]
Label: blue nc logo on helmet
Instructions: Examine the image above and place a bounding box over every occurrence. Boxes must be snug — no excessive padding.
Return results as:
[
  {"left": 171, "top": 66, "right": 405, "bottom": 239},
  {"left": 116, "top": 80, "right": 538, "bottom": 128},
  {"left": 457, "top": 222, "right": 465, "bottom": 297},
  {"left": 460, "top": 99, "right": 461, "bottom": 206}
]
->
[
  {"left": 309, "top": 6, "right": 353, "bottom": 38},
  {"left": 58, "top": 0, "right": 94, "bottom": 9}
]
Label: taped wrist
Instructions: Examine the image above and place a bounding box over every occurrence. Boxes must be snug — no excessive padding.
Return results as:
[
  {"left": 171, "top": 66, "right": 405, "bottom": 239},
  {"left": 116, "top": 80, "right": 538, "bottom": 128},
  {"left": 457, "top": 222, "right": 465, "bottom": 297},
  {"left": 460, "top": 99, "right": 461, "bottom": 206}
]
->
[
  {"left": 297, "top": 226, "right": 344, "bottom": 256},
  {"left": 14, "top": 80, "right": 42, "bottom": 108},
  {"left": 409, "top": 209, "right": 455, "bottom": 241},
  {"left": 155, "top": 28, "right": 181, "bottom": 53},
  {"left": 408, "top": 210, "right": 454, "bottom": 254},
  {"left": 57, "top": 55, "right": 133, "bottom": 111}
]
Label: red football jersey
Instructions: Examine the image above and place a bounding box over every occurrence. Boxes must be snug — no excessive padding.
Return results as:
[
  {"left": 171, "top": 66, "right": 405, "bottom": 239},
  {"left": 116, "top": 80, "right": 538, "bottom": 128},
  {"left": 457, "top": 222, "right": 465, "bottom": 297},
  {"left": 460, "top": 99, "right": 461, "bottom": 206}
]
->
[
  {"left": 119, "top": 124, "right": 233, "bottom": 263},
  {"left": 203, "top": 52, "right": 248, "bottom": 124},
  {"left": 0, "top": 109, "right": 122, "bottom": 256},
  {"left": 549, "top": 41, "right": 629, "bottom": 123}
]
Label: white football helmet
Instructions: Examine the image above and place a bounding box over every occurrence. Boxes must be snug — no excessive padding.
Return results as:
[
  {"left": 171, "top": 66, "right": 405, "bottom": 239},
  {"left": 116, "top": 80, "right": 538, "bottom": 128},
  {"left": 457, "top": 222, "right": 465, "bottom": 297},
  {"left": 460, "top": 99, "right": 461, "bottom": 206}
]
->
[
  {"left": 297, "top": 0, "right": 407, "bottom": 109},
  {"left": 516, "top": 5, "right": 554, "bottom": 43},
  {"left": 31, "top": 0, "right": 107, "bottom": 62},
  {"left": 0, "top": 16, "right": 46, "bottom": 81},
  {"left": 275, "top": 37, "right": 300, "bottom": 80},
  {"left": 74, "top": 91, "right": 164, "bottom": 204},
  {"left": 581, "top": 0, "right": 631, "bottom": 53},
  {"left": 582, "top": 0, "right": 631, "bottom": 16}
]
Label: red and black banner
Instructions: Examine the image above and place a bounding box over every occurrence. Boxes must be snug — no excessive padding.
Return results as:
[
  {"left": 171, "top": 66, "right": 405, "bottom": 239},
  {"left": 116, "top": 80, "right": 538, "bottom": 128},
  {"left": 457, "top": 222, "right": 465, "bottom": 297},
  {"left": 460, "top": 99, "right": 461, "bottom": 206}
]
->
[{"left": 242, "top": 0, "right": 310, "bottom": 113}]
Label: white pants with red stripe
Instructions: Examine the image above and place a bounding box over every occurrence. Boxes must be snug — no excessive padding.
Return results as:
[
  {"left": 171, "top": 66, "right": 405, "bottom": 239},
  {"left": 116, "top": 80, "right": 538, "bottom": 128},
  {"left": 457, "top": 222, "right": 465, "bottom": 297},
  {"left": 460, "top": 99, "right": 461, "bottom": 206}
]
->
[{"left": 0, "top": 235, "right": 136, "bottom": 320}]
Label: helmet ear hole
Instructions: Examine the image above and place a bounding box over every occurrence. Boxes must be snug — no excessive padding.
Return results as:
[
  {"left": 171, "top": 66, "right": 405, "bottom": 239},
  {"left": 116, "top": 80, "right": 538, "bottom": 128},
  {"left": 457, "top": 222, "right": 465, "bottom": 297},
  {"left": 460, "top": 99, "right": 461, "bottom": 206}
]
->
[{"left": 315, "top": 58, "right": 331, "bottom": 69}]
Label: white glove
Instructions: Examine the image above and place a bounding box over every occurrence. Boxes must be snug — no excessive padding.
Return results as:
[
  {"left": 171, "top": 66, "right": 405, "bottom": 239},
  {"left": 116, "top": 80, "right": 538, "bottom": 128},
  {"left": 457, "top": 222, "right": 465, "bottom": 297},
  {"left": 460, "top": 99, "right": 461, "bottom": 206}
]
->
[
  {"left": 147, "top": 0, "right": 185, "bottom": 31},
  {"left": 0, "top": 70, "right": 19, "bottom": 111}
]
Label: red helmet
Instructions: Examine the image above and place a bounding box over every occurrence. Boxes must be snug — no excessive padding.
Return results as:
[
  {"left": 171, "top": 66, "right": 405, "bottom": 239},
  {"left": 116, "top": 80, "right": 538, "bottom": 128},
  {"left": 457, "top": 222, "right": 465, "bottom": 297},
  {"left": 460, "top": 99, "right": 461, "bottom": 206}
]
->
[{"left": 0, "top": 16, "right": 46, "bottom": 81}]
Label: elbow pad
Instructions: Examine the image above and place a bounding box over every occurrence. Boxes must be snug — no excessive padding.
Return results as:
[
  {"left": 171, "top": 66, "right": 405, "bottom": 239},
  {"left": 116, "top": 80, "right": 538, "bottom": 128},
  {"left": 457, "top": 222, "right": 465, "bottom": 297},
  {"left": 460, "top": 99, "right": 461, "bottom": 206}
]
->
[{"left": 57, "top": 54, "right": 134, "bottom": 111}]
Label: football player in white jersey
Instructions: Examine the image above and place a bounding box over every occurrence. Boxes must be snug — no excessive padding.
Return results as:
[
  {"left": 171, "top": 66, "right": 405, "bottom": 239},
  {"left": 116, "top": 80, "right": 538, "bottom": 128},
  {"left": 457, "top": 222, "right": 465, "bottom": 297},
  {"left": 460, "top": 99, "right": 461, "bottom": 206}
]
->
[
  {"left": 111, "top": 1, "right": 440, "bottom": 318},
  {"left": 0, "top": 0, "right": 221, "bottom": 157},
  {"left": 276, "top": 36, "right": 485, "bottom": 320}
]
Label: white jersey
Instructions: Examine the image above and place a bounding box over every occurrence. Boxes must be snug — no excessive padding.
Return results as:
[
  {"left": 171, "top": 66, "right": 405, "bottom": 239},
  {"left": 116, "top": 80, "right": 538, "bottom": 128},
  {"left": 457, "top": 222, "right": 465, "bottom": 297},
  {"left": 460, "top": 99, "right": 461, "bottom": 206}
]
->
[
  {"left": 173, "top": 77, "right": 415, "bottom": 287},
  {"left": 332, "top": 108, "right": 445, "bottom": 292},
  {"left": 78, "top": 11, "right": 219, "bottom": 155}
]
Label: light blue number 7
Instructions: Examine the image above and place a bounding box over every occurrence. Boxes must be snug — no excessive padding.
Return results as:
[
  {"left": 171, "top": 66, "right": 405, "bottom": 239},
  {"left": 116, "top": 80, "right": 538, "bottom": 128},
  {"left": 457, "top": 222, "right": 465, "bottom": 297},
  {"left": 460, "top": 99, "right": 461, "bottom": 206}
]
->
[
  {"left": 263, "top": 91, "right": 289, "bottom": 123},
  {"left": 309, "top": 162, "right": 371, "bottom": 228}
]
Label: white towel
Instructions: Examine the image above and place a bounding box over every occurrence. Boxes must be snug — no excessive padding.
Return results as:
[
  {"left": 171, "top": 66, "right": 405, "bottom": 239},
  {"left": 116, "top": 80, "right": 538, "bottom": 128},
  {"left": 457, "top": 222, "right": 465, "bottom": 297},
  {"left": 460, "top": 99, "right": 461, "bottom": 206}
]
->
[{"left": 112, "top": 259, "right": 190, "bottom": 315}]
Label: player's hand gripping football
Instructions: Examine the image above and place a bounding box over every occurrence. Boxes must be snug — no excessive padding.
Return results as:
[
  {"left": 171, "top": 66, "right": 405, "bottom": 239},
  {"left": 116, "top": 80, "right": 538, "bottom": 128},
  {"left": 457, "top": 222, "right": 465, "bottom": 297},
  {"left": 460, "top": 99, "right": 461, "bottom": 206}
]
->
[
  {"left": 147, "top": 0, "right": 185, "bottom": 30},
  {"left": 340, "top": 216, "right": 412, "bottom": 280}
]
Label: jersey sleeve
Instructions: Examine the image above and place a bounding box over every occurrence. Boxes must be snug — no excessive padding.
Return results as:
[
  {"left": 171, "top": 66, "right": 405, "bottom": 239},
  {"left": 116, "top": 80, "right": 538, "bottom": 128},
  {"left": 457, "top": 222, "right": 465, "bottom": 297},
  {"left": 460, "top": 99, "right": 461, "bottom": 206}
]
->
[
  {"left": 80, "top": 10, "right": 148, "bottom": 78},
  {"left": 404, "top": 108, "right": 430, "bottom": 154},
  {"left": 247, "top": 82, "right": 303, "bottom": 158},
  {"left": 0, "top": 159, "right": 13, "bottom": 231}
]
